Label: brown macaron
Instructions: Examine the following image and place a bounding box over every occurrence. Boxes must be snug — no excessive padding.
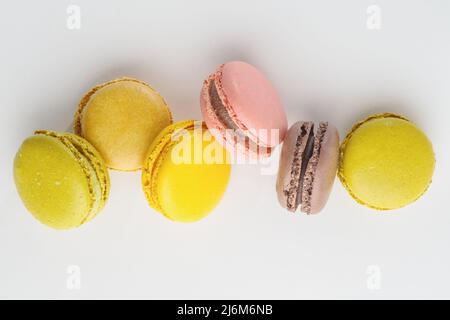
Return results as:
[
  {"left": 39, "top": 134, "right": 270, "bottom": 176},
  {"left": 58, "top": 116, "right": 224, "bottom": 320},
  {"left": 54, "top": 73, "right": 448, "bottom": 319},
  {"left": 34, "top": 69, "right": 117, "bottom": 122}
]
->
[{"left": 276, "top": 121, "right": 339, "bottom": 214}]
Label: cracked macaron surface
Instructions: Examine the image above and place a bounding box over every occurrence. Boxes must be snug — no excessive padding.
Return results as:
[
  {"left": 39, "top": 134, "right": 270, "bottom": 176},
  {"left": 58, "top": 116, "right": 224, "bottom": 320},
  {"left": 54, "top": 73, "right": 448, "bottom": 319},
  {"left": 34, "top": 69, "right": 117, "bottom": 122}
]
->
[
  {"left": 338, "top": 113, "right": 435, "bottom": 210},
  {"left": 142, "top": 120, "right": 231, "bottom": 222},
  {"left": 13, "top": 130, "right": 110, "bottom": 229}
]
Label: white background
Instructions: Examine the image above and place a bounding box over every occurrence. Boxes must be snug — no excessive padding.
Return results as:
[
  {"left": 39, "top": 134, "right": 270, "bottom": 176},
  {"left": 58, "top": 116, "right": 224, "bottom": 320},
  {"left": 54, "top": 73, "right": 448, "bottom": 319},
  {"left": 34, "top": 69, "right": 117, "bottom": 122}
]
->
[{"left": 1, "top": 0, "right": 449, "bottom": 299}]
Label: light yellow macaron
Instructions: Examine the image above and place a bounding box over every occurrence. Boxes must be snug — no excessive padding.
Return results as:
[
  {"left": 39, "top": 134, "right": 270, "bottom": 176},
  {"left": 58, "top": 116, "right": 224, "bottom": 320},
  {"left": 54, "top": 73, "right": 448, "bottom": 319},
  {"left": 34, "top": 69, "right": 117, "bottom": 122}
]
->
[
  {"left": 74, "top": 77, "right": 173, "bottom": 171},
  {"left": 14, "top": 130, "right": 110, "bottom": 229},
  {"left": 338, "top": 113, "right": 435, "bottom": 210},
  {"left": 142, "top": 120, "right": 231, "bottom": 222}
]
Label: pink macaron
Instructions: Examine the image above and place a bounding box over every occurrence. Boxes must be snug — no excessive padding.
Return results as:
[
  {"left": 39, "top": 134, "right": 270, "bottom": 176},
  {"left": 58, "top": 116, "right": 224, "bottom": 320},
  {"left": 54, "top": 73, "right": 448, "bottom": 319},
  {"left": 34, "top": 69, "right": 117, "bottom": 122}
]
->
[{"left": 200, "top": 61, "right": 288, "bottom": 157}]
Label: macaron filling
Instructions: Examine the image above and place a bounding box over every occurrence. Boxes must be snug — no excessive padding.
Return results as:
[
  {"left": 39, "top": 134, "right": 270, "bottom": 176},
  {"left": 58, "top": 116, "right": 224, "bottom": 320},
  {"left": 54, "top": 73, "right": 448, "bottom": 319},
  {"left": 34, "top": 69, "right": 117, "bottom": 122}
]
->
[
  {"left": 300, "top": 122, "right": 328, "bottom": 213},
  {"left": 208, "top": 79, "right": 265, "bottom": 154},
  {"left": 284, "top": 122, "right": 329, "bottom": 214},
  {"left": 295, "top": 127, "right": 315, "bottom": 211},
  {"left": 64, "top": 133, "right": 109, "bottom": 205},
  {"left": 63, "top": 136, "right": 107, "bottom": 222},
  {"left": 284, "top": 122, "right": 314, "bottom": 211}
]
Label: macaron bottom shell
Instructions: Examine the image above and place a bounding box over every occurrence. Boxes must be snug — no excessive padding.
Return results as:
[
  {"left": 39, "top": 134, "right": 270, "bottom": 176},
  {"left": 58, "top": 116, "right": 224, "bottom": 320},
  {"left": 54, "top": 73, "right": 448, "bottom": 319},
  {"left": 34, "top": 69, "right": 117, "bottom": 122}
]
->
[
  {"left": 338, "top": 113, "right": 435, "bottom": 210},
  {"left": 142, "top": 120, "right": 231, "bottom": 223}
]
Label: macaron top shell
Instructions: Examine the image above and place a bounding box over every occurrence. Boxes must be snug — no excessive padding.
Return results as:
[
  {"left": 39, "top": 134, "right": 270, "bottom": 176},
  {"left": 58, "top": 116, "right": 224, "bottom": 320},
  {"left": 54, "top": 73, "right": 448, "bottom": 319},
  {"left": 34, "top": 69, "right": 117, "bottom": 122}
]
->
[
  {"left": 338, "top": 113, "right": 435, "bottom": 210},
  {"left": 142, "top": 120, "right": 231, "bottom": 222},
  {"left": 74, "top": 77, "right": 172, "bottom": 171},
  {"left": 14, "top": 131, "right": 109, "bottom": 229},
  {"left": 201, "top": 61, "right": 287, "bottom": 155},
  {"left": 219, "top": 61, "right": 287, "bottom": 147}
]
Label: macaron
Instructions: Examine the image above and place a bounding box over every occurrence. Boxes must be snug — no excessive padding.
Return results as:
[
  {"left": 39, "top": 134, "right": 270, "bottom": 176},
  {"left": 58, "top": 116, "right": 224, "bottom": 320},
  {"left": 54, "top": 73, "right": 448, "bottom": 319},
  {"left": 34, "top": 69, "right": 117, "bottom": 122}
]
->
[
  {"left": 142, "top": 120, "right": 231, "bottom": 222},
  {"left": 276, "top": 121, "right": 339, "bottom": 214},
  {"left": 74, "top": 77, "right": 173, "bottom": 171},
  {"left": 338, "top": 113, "right": 435, "bottom": 210},
  {"left": 200, "top": 61, "right": 287, "bottom": 157},
  {"left": 14, "top": 130, "right": 110, "bottom": 229}
]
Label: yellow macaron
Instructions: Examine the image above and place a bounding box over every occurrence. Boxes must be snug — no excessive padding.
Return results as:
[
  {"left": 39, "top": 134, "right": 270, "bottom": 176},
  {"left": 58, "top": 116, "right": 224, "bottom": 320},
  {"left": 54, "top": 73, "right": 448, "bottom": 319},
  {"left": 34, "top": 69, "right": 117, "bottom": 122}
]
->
[
  {"left": 338, "top": 113, "right": 435, "bottom": 210},
  {"left": 74, "top": 77, "right": 173, "bottom": 171},
  {"left": 142, "top": 120, "right": 231, "bottom": 222},
  {"left": 14, "top": 130, "right": 110, "bottom": 229}
]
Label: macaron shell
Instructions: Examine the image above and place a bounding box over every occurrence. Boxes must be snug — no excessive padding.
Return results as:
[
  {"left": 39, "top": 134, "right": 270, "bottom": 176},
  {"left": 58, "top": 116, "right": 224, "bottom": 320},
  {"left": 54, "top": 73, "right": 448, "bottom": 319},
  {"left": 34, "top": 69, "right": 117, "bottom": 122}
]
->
[
  {"left": 74, "top": 78, "right": 172, "bottom": 171},
  {"left": 200, "top": 75, "right": 232, "bottom": 151},
  {"left": 14, "top": 135, "right": 93, "bottom": 229},
  {"left": 60, "top": 132, "right": 110, "bottom": 220},
  {"left": 339, "top": 113, "right": 435, "bottom": 210},
  {"left": 304, "top": 124, "right": 339, "bottom": 214},
  {"left": 214, "top": 61, "right": 287, "bottom": 148},
  {"left": 62, "top": 133, "right": 110, "bottom": 198},
  {"left": 200, "top": 76, "right": 262, "bottom": 158},
  {"left": 142, "top": 120, "right": 194, "bottom": 212},
  {"left": 35, "top": 131, "right": 105, "bottom": 223},
  {"left": 142, "top": 121, "right": 231, "bottom": 222}
]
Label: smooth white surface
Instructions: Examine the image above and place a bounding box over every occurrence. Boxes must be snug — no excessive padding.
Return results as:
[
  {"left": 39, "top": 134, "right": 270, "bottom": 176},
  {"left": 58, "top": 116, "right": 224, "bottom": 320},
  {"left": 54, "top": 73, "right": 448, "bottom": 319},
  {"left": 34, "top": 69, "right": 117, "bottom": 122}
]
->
[{"left": 1, "top": 0, "right": 450, "bottom": 299}]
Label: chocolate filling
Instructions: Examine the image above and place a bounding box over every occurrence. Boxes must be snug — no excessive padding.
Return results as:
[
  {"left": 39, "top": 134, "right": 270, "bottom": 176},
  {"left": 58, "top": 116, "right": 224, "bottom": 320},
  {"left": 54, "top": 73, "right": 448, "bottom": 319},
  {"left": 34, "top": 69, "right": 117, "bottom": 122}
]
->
[
  {"left": 208, "top": 80, "right": 261, "bottom": 152},
  {"left": 295, "top": 127, "right": 315, "bottom": 210},
  {"left": 301, "top": 122, "right": 328, "bottom": 214},
  {"left": 284, "top": 122, "right": 329, "bottom": 213},
  {"left": 284, "top": 123, "right": 315, "bottom": 211}
]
